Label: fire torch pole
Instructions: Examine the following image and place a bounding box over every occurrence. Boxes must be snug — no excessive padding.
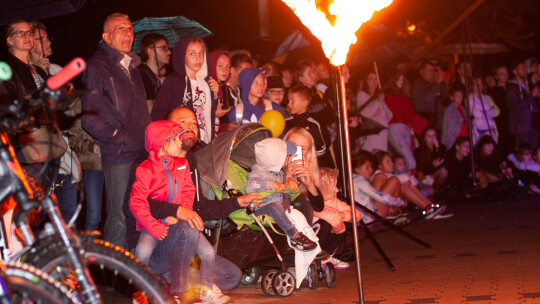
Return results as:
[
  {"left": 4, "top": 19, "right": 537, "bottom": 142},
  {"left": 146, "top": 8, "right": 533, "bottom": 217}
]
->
[{"left": 336, "top": 65, "right": 364, "bottom": 303}]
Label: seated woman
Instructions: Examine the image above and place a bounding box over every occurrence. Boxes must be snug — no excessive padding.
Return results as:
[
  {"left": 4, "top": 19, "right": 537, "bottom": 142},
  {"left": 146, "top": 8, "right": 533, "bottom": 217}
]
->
[
  {"left": 283, "top": 127, "right": 350, "bottom": 269},
  {"left": 507, "top": 145, "right": 540, "bottom": 194},
  {"left": 414, "top": 127, "right": 448, "bottom": 194},
  {"left": 476, "top": 135, "right": 513, "bottom": 190},
  {"left": 372, "top": 151, "right": 452, "bottom": 219}
]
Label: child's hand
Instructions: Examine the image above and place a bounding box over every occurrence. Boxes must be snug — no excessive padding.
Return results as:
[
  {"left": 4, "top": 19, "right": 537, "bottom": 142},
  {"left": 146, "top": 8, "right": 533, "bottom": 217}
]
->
[
  {"left": 286, "top": 178, "right": 299, "bottom": 192},
  {"left": 274, "top": 181, "right": 284, "bottom": 193},
  {"left": 165, "top": 216, "right": 178, "bottom": 225},
  {"left": 159, "top": 225, "right": 169, "bottom": 241},
  {"left": 237, "top": 193, "right": 263, "bottom": 208}
]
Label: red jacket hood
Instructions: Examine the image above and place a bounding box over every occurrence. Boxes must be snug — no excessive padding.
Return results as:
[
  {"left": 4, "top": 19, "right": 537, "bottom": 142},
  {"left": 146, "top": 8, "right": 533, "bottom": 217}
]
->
[{"left": 145, "top": 120, "right": 187, "bottom": 163}]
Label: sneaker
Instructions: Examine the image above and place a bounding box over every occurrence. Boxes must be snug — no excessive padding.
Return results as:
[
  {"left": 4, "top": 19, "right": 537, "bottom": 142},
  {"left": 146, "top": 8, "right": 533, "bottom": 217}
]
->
[
  {"left": 385, "top": 212, "right": 408, "bottom": 220},
  {"left": 391, "top": 214, "right": 411, "bottom": 226},
  {"left": 433, "top": 210, "right": 454, "bottom": 219},
  {"left": 200, "top": 285, "right": 231, "bottom": 304},
  {"left": 290, "top": 232, "right": 317, "bottom": 251},
  {"left": 322, "top": 256, "right": 350, "bottom": 270},
  {"left": 423, "top": 203, "right": 447, "bottom": 220}
]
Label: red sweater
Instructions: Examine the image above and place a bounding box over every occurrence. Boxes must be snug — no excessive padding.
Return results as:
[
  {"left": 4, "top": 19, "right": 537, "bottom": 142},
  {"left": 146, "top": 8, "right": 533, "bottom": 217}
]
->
[{"left": 385, "top": 93, "right": 428, "bottom": 134}]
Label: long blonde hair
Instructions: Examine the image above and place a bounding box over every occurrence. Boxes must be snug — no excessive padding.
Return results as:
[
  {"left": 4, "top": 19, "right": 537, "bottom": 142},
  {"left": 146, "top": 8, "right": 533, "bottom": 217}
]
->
[{"left": 283, "top": 127, "right": 321, "bottom": 187}]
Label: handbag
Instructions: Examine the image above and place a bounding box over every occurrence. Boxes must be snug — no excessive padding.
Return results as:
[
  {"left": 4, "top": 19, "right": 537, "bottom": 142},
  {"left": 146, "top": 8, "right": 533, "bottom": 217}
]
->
[{"left": 19, "top": 125, "right": 68, "bottom": 164}]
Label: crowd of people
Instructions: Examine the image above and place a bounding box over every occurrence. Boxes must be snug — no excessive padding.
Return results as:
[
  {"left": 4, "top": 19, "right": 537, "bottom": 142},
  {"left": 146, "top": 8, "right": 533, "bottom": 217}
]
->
[{"left": 2, "top": 12, "right": 540, "bottom": 304}]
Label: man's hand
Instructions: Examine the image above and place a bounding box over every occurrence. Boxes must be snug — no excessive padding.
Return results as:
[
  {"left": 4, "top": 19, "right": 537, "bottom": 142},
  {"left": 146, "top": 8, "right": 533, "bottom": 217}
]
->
[
  {"left": 159, "top": 225, "right": 169, "bottom": 241},
  {"left": 237, "top": 193, "right": 263, "bottom": 208},
  {"left": 36, "top": 57, "right": 50, "bottom": 73},
  {"left": 273, "top": 181, "right": 284, "bottom": 193},
  {"left": 176, "top": 206, "right": 204, "bottom": 231}
]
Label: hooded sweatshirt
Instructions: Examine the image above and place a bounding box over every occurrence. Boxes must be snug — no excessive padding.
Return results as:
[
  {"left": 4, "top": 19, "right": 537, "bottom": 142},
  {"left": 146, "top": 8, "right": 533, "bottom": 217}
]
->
[
  {"left": 228, "top": 68, "right": 280, "bottom": 124},
  {"left": 129, "top": 120, "right": 195, "bottom": 239},
  {"left": 151, "top": 36, "right": 217, "bottom": 143}
]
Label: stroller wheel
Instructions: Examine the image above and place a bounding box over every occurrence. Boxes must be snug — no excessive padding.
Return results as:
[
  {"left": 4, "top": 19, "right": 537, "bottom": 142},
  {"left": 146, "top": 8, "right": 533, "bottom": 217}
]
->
[
  {"left": 307, "top": 263, "right": 318, "bottom": 290},
  {"left": 325, "top": 263, "right": 336, "bottom": 288},
  {"left": 271, "top": 270, "right": 296, "bottom": 297},
  {"left": 241, "top": 267, "right": 261, "bottom": 285},
  {"left": 261, "top": 269, "right": 278, "bottom": 296}
]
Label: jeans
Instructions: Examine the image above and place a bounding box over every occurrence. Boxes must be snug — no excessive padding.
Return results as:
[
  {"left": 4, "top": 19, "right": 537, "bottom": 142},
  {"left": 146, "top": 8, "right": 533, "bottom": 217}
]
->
[
  {"left": 388, "top": 123, "right": 416, "bottom": 170},
  {"left": 214, "top": 255, "right": 242, "bottom": 290},
  {"left": 135, "top": 229, "right": 157, "bottom": 265},
  {"left": 197, "top": 235, "right": 216, "bottom": 289},
  {"left": 84, "top": 169, "right": 104, "bottom": 230},
  {"left": 54, "top": 174, "right": 78, "bottom": 224},
  {"left": 255, "top": 203, "right": 297, "bottom": 237},
  {"left": 148, "top": 221, "right": 200, "bottom": 293},
  {"left": 103, "top": 162, "right": 132, "bottom": 247}
]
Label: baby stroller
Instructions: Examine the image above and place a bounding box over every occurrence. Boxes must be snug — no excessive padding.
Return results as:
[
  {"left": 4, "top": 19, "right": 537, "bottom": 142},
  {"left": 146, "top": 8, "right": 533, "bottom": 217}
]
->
[{"left": 195, "top": 123, "right": 335, "bottom": 297}]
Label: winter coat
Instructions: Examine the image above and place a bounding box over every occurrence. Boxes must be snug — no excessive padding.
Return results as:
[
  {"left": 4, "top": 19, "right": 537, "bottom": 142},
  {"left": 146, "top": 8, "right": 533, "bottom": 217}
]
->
[
  {"left": 129, "top": 120, "right": 195, "bottom": 239},
  {"left": 441, "top": 104, "right": 466, "bottom": 149},
  {"left": 81, "top": 43, "right": 150, "bottom": 169}
]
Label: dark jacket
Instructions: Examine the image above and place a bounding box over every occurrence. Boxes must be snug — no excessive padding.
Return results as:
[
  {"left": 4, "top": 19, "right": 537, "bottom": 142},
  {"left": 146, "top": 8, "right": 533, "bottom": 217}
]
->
[
  {"left": 81, "top": 43, "right": 150, "bottom": 169},
  {"left": 151, "top": 37, "right": 218, "bottom": 143},
  {"left": 139, "top": 63, "right": 159, "bottom": 101},
  {"left": 506, "top": 79, "right": 537, "bottom": 135},
  {"left": 3, "top": 52, "right": 48, "bottom": 103},
  {"left": 123, "top": 150, "right": 241, "bottom": 250}
]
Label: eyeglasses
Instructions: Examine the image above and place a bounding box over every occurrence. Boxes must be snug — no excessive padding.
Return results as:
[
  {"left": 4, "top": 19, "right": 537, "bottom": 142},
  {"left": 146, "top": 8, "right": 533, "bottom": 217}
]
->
[
  {"left": 35, "top": 36, "right": 54, "bottom": 43},
  {"left": 10, "top": 30, "right": 34, "bottom": 38},
  {"left": 152, "top": 46, "right": 170, "bottom": 52}
]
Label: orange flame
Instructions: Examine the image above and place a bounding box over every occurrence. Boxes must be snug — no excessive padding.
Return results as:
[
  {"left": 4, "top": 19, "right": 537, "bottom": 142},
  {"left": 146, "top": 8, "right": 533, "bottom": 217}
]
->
[{"left": 282, "top": 0, "right": 393, "bottom": 66}]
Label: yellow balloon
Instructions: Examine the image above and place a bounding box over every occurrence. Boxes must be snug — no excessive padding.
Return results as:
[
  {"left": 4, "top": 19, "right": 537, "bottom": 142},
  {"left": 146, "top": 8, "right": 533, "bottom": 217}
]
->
[{"left": 259, "top": 110, "right": 285, "bottom": 137}]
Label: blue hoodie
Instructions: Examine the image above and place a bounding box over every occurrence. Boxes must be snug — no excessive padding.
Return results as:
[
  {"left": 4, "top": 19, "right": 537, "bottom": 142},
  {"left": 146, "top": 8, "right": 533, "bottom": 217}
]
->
[{"left": 228, "top": 68, "right": 280, "bottom": 124}]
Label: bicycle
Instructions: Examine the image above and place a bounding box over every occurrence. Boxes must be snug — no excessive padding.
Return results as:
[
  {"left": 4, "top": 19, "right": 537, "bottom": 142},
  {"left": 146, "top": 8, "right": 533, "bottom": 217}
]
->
[{"left": 0, "top": 59, "right": 174, "bottom": 304}]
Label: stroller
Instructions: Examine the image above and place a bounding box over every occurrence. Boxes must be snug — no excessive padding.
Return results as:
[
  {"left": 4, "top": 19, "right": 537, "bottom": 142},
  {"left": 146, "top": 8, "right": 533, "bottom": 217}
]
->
[{"left": 195, "top": 123, "right": 336, "bottom": 297}]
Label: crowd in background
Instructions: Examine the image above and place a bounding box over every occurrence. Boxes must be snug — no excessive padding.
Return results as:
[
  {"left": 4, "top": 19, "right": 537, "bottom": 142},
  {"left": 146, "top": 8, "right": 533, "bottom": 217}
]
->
[{"left": 2, "top": 12, "right": 540, "bottom": 303}]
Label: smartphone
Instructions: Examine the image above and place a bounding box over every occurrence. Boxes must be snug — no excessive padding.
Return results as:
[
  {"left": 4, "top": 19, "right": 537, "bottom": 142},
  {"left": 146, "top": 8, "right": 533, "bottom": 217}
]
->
[
  {"left": 235, "top": 113, "right": 243, "bottom": 125},
  {"left": 291, "top": 145, "right": 303, "bottom": 164}
]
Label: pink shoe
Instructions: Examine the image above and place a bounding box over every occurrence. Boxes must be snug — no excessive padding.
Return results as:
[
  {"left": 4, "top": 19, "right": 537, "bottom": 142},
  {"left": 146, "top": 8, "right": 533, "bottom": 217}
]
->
[{"left": 322, "top": 256, "right": 350, "bottom": 270}]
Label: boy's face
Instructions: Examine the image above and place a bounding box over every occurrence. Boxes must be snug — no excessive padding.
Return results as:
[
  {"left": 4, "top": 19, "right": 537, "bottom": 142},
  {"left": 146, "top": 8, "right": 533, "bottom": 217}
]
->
[
  {"left": 265, "top": 88, "right": 285, "bottom": 104},
  {"left": 450, "top": 90, "right": 463, "bottom": 105},
  {"left": 355, "top": 161, "right": 373, "bottom": 179},
  {"left": 394, "top": 158, "right": 406, "bottom": 173},
  {"left": 185, "top": 41, "right": 205, "bottom": 77},
  {"left": 299, "top": 66, "right": 317, "bottom": 88},
  {"left": 456, "top": 141, "right": 470, "bottom": 157},
  {"left": 520, "top": 149, "right": 533, "bottom": 162},
  {"left": 288, "top": 92, "right": 308, "bottom": 114}
]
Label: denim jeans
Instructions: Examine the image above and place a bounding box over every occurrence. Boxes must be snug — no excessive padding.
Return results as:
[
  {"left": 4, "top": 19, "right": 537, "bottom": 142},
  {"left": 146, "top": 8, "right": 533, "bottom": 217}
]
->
[
  {"left": 255, "top": 203, "right": 297, "bottom": 237},
  {"left": 148, "top": 221, "right": 200, "bottom": 293},
  {"left": 103, "top": 162, "right": 132, "bottom": 247},
  {"left": 54, "top": 174, "right": 78, "bottom": 224},
  {"left": 213, "top": 255, "right": 242, "bottom": 290},
  {"left": 197, "top": 235, "right": 216, "bottom": 289},
  {"left": 134, "top": 229, "right": 157, "bottom": 265},
  {"left": 84, "top": 169, "right": 104, "bottom": 230}
]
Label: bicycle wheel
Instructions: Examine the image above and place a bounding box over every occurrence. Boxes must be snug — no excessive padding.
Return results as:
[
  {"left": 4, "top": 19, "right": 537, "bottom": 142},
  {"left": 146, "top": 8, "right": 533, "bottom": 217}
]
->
[
  {"left": 4, "top": 262, "right": 78, "bottom": 304},
  {"left": 21, "top": 234, "right": 174, "bottom": 304}
]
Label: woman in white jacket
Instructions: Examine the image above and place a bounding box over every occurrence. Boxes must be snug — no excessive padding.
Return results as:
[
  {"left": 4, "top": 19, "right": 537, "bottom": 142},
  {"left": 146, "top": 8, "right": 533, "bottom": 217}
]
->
[{"left": 468, "top": 77, "right": 500, "bottom": 144}]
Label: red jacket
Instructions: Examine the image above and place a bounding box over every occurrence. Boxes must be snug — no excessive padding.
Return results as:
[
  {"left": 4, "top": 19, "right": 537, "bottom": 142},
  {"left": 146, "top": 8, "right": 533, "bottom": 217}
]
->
[
  {"left": 129, "top": 121, "right": 196, "bottom": 239},
  {"left": 385, "top": 92, "right": 428, "bottom": 135}
]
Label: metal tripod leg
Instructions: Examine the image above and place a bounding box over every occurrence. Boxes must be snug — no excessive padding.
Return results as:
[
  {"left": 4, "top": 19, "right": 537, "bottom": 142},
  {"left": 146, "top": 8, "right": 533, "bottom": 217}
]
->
[{"left": 358, "top": 219, "right": 395, "bottom": 271}]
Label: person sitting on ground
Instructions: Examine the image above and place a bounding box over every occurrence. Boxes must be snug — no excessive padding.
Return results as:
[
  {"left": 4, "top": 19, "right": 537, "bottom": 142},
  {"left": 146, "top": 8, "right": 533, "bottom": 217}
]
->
[
  {"left": 151, "top": 36, "right": 219, "bottom": 144},
  {"left": 372, "top": 151, "right": 453, "bottom": 219},
  {"left": 228, "top": 68, "right": 280, "bottom": 126},
  {"left": 476, "top": 135, "right": 513, "bottom": 190},
  {"left": 264, "top": 76, "right": 290, "bottom": 119},
  {"left": 393, "top": 154, "right": 433, "bottom": 198},
  {"left": 284, "top": 85, "right": 334, "bottom": 168},
  {"left": 442, "top": 87, "right": 468, "bottom": 149},
  {"left": 507, "top": 144, "right": 540, "bottom": 194},
  {"left": 245, "top": 138, "right": 317, "bottom": 252},
  {"left": 414, "top": 127, "right": 448, "bottom": 195},
  {"left": 443, "top": 136, "right": 474, "bottom": 202}
]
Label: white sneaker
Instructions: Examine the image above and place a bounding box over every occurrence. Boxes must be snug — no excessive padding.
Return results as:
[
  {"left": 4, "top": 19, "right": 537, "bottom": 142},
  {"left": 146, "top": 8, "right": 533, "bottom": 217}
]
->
[
  {"left": 200, "top": 285, "right": 231, "bottom": 304},
  {"left": 322, "top": 256, "right": 350, "bottom": 270}
]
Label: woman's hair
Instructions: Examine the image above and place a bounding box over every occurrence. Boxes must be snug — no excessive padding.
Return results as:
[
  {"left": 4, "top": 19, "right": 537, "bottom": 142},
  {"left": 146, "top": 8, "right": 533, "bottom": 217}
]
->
[
  {"left": 5, "top": 18, "right": 29, "bottom": 39},
  {"left": 374, "top": 150, "right": 391, "bottom": 169},
  {"left": 420, "top": 126, "right": 437, "bottom": 148},
  {"left": 283, "top": 127, "right": 320, "bottom": 187}
]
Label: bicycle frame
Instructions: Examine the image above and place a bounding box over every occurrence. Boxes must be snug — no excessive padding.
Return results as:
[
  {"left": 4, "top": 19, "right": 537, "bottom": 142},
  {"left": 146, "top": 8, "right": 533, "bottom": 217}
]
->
[{"left": 0, "top": 133, "right": 102, "bottom": 304}]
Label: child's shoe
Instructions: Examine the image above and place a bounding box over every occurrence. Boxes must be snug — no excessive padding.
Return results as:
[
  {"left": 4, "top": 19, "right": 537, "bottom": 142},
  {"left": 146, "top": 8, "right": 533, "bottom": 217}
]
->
[{"left": 290, "top": 232, "right": 317, "bottom": 251}]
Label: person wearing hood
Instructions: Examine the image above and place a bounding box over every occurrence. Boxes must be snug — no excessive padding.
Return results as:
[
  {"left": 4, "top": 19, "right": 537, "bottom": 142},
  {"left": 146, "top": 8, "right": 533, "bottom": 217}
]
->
[
  {"left": 228, "top": 68, "right": 281, "bottom": 126},
  {"left": 208, "top": 50, "right": 235, "bottom": 134},
  {"left": 151, "top": 36, "right": 219, "bottom": 144},
  {"left": 245, "top": 138, "right": 317, "bottom": 252}
]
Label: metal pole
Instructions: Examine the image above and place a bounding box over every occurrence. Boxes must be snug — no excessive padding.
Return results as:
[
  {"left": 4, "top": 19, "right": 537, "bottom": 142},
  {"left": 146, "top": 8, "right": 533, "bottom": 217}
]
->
[
  {"left": 337, "top": 65, "right": 364, "bottom": 304},
  {"left": 333, "top": 68, "right": 349, "bottom": 201}
]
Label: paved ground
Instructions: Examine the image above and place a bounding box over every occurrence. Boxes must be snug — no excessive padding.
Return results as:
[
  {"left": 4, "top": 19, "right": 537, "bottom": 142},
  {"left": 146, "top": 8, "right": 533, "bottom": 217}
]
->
[{"left": 225, "top": 196, "right": 540, "bottom": 304}]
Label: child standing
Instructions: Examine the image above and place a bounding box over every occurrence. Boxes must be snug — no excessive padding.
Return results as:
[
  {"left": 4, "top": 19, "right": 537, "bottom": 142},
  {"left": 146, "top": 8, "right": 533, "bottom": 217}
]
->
[
  {"left": 245, "top": 138, "right": 317, "bottom": 252},
  {"left": 442, "top": 87, "right": 468, "bottom": 149}
]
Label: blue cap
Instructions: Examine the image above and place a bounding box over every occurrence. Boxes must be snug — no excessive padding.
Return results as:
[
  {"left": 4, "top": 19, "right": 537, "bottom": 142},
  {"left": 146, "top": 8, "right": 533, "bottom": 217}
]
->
[{"left": 285, "top": 141, "right": 297, "bottom": 155}]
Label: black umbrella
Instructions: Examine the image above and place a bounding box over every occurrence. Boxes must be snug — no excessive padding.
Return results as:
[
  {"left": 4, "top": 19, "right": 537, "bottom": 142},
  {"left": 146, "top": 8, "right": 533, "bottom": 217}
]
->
[
  {"left": 353, "top": 115, "right": 386, "bottom": 137},
  {"left": 0, "top": 0, "right": 87, "bottom": 26}
]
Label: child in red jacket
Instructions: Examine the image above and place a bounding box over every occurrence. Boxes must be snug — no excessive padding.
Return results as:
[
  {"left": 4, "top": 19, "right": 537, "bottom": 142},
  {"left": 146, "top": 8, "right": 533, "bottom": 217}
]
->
[{"left": 129, "top": 120, "right": 196, "bottom": 264}]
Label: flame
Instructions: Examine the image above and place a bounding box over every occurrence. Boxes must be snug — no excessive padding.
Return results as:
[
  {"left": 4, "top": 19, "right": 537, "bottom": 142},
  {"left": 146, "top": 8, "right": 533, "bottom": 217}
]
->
[{"left": 282, "top": 0, "right": 393, "bottom": 66}]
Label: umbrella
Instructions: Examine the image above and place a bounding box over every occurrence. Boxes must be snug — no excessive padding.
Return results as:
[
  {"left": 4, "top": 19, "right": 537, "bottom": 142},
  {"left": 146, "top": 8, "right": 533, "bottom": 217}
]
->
[
  {"left": 131, "top": 16, "right": 212, "bottom": 54},
  {"left": 435, "top": 34, "right": 509, "bottom": 55},
  {"left": 354, "top": 115, "right": 386, "bottom": 137},
  {"left": 0, "top": 0, "right": 87, "bottom": 26}
]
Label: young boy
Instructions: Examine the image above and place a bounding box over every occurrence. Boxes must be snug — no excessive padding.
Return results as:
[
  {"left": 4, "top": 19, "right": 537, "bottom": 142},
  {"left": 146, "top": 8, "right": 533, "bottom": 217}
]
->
[
  {"left": 284, "top": 85, "right": 333, "bottom": 168},
  {"left": 245, "top": 138, "right": 317, "bottom": 251},
  {"left": 442, "top": 87, "right": 468, "bottom": 149}
]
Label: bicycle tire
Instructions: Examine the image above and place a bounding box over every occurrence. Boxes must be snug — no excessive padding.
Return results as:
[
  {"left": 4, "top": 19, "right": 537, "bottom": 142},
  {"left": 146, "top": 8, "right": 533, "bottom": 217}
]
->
[
  {"left": 21, "top": 234, "right": 174, "bottom": 304},
  {"left": 4, "top": 262, "right": 79, "bottom": 304}
]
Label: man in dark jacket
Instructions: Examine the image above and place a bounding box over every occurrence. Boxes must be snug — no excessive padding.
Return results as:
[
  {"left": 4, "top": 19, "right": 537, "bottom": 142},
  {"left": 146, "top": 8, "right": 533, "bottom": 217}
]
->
[
  {"left": 123, "top": 107, "right": 261, "bottom": 298},
  {"left": 81, "top": 13, "right": 150, "bottom": 247}
]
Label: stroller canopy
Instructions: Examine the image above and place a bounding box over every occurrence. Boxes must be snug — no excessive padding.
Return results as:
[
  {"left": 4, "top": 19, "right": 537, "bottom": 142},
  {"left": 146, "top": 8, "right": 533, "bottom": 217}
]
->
[{"left": 195, "top": 123, "right": 271, "bottom": 188}]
